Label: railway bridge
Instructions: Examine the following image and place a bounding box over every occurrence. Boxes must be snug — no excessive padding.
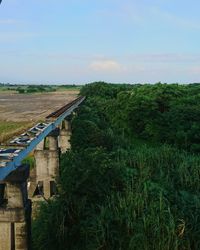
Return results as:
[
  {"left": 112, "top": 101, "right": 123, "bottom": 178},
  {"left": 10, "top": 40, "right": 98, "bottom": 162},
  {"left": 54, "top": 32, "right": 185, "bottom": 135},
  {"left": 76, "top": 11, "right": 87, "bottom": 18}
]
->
[{"left": 0, "top": 96, "right": 85, "bottom": 250}]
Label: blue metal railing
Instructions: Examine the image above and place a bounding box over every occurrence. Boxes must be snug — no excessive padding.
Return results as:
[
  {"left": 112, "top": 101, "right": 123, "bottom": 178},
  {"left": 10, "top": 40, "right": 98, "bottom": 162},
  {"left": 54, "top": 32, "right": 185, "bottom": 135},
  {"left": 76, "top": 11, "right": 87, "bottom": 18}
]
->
[{"left": 0, "top": 96, "right": 85, "bottom": 180}]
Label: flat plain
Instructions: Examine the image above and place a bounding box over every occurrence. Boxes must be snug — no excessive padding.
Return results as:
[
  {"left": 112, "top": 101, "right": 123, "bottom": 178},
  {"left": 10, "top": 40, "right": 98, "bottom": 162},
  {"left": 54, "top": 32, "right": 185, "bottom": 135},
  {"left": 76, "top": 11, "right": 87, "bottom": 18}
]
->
[
  {"left": 0, "top": 90, "right": 79, "bottom": 122},
  {"left": 0, "top": 89, "right": 79, "bottom": 143}
]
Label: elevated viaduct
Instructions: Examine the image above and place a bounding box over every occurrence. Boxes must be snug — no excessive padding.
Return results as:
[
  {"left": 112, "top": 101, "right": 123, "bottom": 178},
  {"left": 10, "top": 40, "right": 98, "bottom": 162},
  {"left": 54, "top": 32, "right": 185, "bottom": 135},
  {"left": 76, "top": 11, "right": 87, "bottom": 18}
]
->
[{"left": 0, "top": 96, "right": 85, "bottom": 250}]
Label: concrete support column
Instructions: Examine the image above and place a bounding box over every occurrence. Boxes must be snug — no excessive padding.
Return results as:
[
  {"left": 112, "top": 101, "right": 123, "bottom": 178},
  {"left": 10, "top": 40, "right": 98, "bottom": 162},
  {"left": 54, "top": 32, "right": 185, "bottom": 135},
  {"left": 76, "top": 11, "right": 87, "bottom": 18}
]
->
[
  {"left": 35, "top": 139, "right": 45, "bottom": 150},
  {"left": 49, "top": 135, "right": 58, "bottom": 150},
  {"left": 6, "top": 183, "right": 24, "bottom": 208},
  {"left": 0, "top": 165, "right": 31, "bottom": 250},
  {"left": 33, "top": 130, "right": 59, "bottom": 199},
  {"left": 59, "top": 119, "right": 71, "bottom": 153}
]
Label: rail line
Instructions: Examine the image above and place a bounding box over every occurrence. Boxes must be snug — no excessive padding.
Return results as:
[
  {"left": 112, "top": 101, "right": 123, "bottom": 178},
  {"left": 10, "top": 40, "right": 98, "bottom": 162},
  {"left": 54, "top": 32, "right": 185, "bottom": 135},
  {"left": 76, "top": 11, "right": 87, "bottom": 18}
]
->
[
  {"left": 46, "top": 96, "right": 84, "bottom": 119},
  {"left": 0, "top": 96, "right": 85, "bottom": 180}
]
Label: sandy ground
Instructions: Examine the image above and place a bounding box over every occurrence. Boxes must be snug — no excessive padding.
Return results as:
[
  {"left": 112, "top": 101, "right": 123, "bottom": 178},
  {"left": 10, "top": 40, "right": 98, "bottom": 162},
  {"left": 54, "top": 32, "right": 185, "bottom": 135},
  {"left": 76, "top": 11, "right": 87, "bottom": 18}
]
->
[{"left": 0, "top": 90, "right": 79, "bottom": 122}]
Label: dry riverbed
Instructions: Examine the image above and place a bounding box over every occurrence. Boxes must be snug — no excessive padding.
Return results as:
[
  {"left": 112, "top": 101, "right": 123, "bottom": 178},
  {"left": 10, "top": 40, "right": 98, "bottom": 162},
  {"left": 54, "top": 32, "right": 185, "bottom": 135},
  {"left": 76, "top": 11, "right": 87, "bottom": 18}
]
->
[
  {"left": 0, "top": 90, "right": 79, "bottom": 143},
  {"left": 0, "top": 90, "right": 79, "bottom": 122}
]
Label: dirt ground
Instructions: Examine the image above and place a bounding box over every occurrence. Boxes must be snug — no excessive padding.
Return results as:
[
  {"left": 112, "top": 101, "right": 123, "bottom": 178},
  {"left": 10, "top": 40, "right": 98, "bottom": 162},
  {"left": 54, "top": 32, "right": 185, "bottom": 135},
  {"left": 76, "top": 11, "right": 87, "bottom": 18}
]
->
[{"left": 0, "top": 90, "right": 79, "bottom": 122}]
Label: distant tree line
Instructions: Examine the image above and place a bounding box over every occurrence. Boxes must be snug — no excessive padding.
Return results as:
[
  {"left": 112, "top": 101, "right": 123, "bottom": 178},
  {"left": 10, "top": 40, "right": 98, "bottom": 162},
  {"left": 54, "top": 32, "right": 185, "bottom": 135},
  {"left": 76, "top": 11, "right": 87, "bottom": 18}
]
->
[
  {"left": 17, "top": 85, "right": 56, "bottom": 94},
  {"left": 0, "top": 83, "right": 81, "bottom": 92}
]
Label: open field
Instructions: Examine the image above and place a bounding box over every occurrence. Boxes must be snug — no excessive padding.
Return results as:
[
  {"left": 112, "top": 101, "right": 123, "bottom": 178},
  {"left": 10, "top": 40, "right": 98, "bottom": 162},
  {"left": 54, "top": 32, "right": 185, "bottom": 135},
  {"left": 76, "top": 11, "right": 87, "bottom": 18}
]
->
[
  {"left": 0, "top": 90, "right": 79, "bottom": 122},
  {"left": 0, "top": 89, "right": 79, "bottom": 143}
]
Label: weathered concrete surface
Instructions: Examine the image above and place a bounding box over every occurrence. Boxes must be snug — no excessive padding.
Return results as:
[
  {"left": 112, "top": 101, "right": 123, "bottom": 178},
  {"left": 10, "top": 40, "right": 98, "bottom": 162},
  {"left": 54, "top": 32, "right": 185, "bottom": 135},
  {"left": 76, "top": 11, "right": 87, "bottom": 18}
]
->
[
  {"left": 49, "top": 135, "right": 58, "bottom": 150},
  {"left": 35, "top": 150, "right": 59, "bottom": 181},
  {"left": 0, "top": 222, "right": 11, "bottom": 250},
  {"left": 35, "top": 139, "right": 45, "bottom": 151},
  {"left": 0, "top": 181, "right": 31, "bottom": 250},
  {"left": 33, "top": 134, "right": 59, "bottom": 199},
  {"left": 15, "top": 222, "right": 28, "bottom": 250},
  {"left": 0, "top": 208, "right": 25, "bottom": 222},
  {"left": 30, "top": 123, "right": 72, "bottom": 201},
  {"left": 0, "top": 221, "right": 29, "bottom": 250},
  {"left": 6, "top": 183, "right": 24, "bottom": 208},
  {"left": 59, "top": 130, "right": 71, "bottom": 153},
  {"left": 59, "top": 120, "right": 71, "bottom": 153}
]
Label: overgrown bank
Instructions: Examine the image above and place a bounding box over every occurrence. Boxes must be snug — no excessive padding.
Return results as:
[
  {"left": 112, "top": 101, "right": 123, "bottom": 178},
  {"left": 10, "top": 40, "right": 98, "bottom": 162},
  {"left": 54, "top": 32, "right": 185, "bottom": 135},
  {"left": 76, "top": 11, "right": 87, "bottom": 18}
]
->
[{"left": 32, "top": 82, "right": 200, "bottom": 250}]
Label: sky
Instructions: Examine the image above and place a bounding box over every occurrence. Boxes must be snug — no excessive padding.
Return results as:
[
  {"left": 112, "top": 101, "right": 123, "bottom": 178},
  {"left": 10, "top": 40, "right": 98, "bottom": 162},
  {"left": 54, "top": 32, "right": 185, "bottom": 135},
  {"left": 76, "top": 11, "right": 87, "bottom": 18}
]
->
[{"left": 0, "top": 0, "right": 200, "bottom": 84}]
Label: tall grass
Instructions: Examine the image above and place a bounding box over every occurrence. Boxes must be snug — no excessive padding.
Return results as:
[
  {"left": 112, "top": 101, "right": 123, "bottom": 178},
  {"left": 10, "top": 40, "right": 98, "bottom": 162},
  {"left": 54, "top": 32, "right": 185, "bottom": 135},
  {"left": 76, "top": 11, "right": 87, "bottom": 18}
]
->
[
  {"left": 86, "top": 144, "right": 200, "bottom": 250},
  {"left": 32, "top": 143, "right": 200, "bottom": 250},
  {"left": 0, "top": 121, "right": 33, "bottom": 143}
]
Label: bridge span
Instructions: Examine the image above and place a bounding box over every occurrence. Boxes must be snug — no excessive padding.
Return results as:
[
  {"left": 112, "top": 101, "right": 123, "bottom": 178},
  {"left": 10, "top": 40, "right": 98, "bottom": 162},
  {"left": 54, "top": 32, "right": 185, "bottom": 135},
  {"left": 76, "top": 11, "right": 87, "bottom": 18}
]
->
[{"left": 0, "top": 96, "right": 85, "bottom": 250}]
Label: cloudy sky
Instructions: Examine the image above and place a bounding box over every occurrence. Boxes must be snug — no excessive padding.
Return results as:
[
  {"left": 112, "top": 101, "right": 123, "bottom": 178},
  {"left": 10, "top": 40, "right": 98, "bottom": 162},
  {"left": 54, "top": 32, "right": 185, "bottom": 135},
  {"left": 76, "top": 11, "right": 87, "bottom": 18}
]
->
[{"left": 0, "top": 0, "right": 200, "bottom": 84}]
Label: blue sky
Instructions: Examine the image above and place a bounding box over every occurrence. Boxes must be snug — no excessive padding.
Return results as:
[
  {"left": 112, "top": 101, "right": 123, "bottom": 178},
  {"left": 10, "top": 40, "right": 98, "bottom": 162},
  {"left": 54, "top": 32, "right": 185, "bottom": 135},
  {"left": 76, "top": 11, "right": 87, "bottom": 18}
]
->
[{"left": 0, "top": 0, "right": 200, "bottom": 84}]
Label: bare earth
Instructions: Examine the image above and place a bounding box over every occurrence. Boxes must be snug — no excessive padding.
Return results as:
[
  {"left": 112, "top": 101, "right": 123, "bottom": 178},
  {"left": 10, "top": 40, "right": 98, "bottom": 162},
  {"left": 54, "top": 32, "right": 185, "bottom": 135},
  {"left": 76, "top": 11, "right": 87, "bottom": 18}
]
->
[{"left": 0, "top": 90, "right": 79, "bottom": 122}]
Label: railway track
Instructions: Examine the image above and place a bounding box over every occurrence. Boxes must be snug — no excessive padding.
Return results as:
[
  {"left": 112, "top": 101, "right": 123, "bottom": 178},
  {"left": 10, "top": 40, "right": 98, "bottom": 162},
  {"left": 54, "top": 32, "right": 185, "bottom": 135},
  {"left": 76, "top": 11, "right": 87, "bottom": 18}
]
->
[
  {"left": 0, "top": 96, "right": 85, "bottom": 179},
  {"left": 46, "top": 96, "right": 84, "bottom": 119}
]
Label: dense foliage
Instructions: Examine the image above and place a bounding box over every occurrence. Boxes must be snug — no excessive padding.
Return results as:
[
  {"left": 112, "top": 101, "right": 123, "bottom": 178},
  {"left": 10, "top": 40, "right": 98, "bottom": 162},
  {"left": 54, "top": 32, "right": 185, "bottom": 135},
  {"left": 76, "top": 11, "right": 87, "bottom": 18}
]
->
[
  {"left": 82, "top": 82, "right": 200, "bottom": 152},
  {"left": 32, "top": 82, "right": 200, "bottom": 250}
]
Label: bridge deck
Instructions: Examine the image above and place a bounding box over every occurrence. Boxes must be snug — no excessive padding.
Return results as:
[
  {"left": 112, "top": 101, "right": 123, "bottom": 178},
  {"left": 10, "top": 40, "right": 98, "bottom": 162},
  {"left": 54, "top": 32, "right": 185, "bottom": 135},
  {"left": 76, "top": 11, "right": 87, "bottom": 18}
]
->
[{"left": 0, "top": 96, "right": 85, "bottom": 180}]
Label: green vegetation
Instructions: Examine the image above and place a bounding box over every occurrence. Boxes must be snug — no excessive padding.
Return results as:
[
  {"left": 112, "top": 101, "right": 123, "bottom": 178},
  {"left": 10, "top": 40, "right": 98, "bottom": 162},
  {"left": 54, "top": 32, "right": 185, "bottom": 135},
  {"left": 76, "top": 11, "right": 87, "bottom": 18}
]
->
[
  {"left": 22, "top": 154, "right": 35, "bottom": 169},
  {"left": 58, "top": 84, "right": 82, "bottom": 91},
  {"left": 17, "top": 85, "right": 56, "bottom": 94},
  {"left": 32, "top": 82, "right": 200, "bottom": 250},
  {"left": 81, "top": 82, "right": 200, "bottom": 152},
  {"left": 0, "top": 83, "right": 56, "bottom": 93},
  {"left": 0, "top": 121, "right": 33, "bottom": 143}
]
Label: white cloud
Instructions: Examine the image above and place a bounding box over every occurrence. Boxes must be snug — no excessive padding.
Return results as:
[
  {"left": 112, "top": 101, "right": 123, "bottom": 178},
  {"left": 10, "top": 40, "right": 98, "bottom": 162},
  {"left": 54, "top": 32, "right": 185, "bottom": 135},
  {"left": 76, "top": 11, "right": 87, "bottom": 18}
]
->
[{"left": 89, "top": 60, "right": 124, "bottom": 72}]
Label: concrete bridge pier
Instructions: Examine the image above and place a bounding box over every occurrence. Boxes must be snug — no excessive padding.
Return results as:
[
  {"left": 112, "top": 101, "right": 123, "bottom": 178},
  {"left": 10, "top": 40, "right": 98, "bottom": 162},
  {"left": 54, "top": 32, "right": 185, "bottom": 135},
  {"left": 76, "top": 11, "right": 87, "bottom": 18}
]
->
[
  {"left": 59, "top": 119, "right": 71, "bottom": 153},
  {"left": 33, "top": 129, "right": 59, "bottom": 200},
  {"left": 0, "top": 165, "right": 31, "bottom": 250}
]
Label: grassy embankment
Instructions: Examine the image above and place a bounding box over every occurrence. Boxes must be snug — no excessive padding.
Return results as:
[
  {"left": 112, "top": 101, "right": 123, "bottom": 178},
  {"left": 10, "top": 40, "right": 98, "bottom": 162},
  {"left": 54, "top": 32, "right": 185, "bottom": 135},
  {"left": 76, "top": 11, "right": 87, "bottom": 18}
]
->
[
  {"left": 0, "top": 121, "right": 35, "bottom": 167},
  {"left": 0, "top": 121, "right": 33, "bottom": 144}
]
